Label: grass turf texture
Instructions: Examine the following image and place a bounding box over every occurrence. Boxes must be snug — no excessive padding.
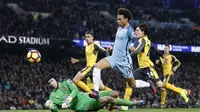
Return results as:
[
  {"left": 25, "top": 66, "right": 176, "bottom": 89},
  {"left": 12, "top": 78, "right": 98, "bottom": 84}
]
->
[{"left": 0, "top": 108, "right": 199, "bottom": 112}]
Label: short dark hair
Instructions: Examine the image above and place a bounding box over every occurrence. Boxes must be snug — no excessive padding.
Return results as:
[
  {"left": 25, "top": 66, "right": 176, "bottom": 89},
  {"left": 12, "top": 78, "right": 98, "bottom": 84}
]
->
[
  {"left": 138, "top": 23, "right": 149, "bottom": 35},
  {"left": 45, "top": 73, "right": 57, "bottom": 83},
  {"left": 117, "top": 8, "right": 132, "bottom": 21},
  {"left": 165, "top": 44, "right": 170, "bottom": 48},
  {"left": 85, "top": 31, "right": 94, "bottom": 36}
]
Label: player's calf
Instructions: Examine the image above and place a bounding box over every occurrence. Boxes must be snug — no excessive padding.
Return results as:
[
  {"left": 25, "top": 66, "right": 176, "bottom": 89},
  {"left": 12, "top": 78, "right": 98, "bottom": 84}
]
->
[
  {"left": 73, "top": 72, "right": 84, "bottom": 83},
  {"left": 73, "top": 72, "right": 93, "bottom": 94}
]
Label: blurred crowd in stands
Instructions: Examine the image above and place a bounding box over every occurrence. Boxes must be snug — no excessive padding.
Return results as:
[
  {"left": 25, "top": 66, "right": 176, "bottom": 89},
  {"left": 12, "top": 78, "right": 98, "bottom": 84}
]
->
[
  {"left": 0, "top": 53, "right": 200, "bottom": 110},
  {"left": 0, "top": 0, "right": 199, "bottom": 45}
]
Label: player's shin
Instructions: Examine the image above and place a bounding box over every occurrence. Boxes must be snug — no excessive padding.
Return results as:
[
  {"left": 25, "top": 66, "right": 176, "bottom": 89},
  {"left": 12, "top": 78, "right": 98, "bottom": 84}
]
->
[
  {"left": 124, "top": 86, "right": 132, "bottom": 100},
  {"left": 92, "top": 67, "right": 101, "bottom": 91},
  {"left": 162, "top": 82, "right": 182, "bottom": 94},
  {"left": 77, "top": 81, "right": 92, "bottom": 93},
  {"left": 163, "top": 82, "right": 190, "bottom": 102},
  {"left": 161, "top": 88, "right": 167, "bottom": 105}
]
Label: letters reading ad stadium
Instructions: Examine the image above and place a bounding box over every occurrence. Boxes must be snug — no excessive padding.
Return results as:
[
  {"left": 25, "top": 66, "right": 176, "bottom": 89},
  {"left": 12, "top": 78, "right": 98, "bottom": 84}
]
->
[{"left": 0, "top": 36, "right": 50, "bottom": 45}]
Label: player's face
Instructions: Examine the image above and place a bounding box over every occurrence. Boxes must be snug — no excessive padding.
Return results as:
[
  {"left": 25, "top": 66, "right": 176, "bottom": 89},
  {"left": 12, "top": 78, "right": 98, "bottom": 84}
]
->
[
  {"left": 135, "top": 27, "right": 144, "bottom": 38},
  {"left": 117, "top": 15, "right": 128, "bottom": 27},
  {"left": 164, "top": 46, "right": 170, "bottom": 54},
  {"left": 85, "top": 34, "right": 94, "bottom": 44},
  {"left": 48, "top": 78, "right": 58, "bottom": 88}
]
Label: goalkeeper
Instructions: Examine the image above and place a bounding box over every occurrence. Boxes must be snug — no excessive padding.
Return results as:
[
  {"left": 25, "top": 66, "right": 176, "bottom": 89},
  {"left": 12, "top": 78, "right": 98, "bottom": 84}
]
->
[{"left": 45, "top": 75, "right": 144, "bottom": 112}]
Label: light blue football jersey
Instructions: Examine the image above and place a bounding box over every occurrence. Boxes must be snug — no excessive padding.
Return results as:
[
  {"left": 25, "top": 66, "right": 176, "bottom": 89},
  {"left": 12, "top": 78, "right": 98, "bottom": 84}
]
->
[{"left": 112, "top": 26, "right": 137, "bottom": 62}]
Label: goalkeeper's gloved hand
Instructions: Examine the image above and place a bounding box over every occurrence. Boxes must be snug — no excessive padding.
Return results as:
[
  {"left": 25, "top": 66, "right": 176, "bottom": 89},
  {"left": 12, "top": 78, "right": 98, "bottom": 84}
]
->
[
  {"left": 62, "top": 96, "right": 73, "bottom": 108},
  {"left": 45, "top": 100, "right": 54, "bottom": 109}
]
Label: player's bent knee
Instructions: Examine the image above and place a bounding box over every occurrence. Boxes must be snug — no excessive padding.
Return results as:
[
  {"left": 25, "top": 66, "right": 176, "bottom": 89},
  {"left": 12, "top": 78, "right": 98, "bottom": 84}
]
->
[
  {"left": 128, "top": 78, "right": 136, "bottom": 88},
  {"left": 129, "top": 83, "right": 136, "bottom": 88},
  {"left": 94, "top": 60, "right": 103, "bottom": 69},
  {"left": 73, "top": 72, "right": 84, "bottom": 83},
  {"left": 110, "top": 91, "right": 119, "bottom": 98}
]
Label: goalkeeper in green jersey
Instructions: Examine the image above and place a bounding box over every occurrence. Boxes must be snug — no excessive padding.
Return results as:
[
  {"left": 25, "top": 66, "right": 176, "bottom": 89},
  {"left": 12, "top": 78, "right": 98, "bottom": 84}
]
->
[{"left": 45, "top": 76, "right": 144, "bottom": 112}]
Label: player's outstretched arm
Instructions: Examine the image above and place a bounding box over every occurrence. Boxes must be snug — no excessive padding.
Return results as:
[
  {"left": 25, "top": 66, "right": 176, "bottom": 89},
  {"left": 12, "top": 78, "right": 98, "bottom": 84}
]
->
[
  {"left": 45, "top": 100, "right": 58, "bottom": 112},
  {"left": 64, "top": 79, "right": 79, "bottom": 98},
  {"left": 172, "top": 55, "right": 181, "bottom": 67},
  {"left": 94, "top": 44, "right": 110, "bottom": 56},
  {"left": 61, "top": 79, "right": 79, "bottom": 108},
  {"left": 151, "top": 43, "right": 163, "bottom": 57},
  {"left": 172, "top": 55, "right": 181, "bottom": 72},
  {"left": 78, "top": 58, "right": 86, "bottom": 63},
  {"left": 71, "top": 57, "right": 86, "bottom": 64},
  {"left": 130, "top": 39, "right": 145, "bottom": 56}
]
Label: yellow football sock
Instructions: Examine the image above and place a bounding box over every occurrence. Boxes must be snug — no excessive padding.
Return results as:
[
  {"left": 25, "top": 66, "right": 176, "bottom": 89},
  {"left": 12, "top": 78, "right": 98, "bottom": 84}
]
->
[
  {"left": 104, "top": 86, "right": 112, "bottom": 91},
  {"left": 86, "top": 77, "right": 94, "bottom": 89},
  {"left": 124, "top": 87, "right": 133, "bottom": 100},
  {"left": 161, "top": 88, "right": 167, "bottom": 105},
  {"left": 163, "top": 83, "right": 182, "bottom": 94},
  {"left": 77, "top": 81, "right": 92, "bottom": 94}
]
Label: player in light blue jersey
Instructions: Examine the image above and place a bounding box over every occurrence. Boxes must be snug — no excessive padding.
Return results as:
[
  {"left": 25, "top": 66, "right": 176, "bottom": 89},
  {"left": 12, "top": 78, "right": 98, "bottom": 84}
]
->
[{"left": 89, "top": 8, "right": 150, "bottom": 99}]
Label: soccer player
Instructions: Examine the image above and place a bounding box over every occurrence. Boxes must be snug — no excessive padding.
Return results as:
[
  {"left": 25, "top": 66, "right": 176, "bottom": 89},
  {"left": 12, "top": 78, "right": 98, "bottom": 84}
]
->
[
  {"left": 155, "top": 45, "right": 182, "bottom": 107},
  {"left": 130, "top": 23, "right": 190, "bottom": 103},
  {"left": 71, "top": 31, "right": 111, "bottom": 94},
  {"left": 90, "top": 8, "right": 148, "bottom": 99},
  {"left": 45, "top": 76, "right": 144, "bottom": 112}
]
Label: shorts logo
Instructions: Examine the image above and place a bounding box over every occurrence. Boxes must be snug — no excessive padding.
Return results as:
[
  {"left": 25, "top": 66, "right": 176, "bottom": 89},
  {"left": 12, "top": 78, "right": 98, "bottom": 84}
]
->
[{"left": 147, "top": 71, "right": 154, "bottom": 78}]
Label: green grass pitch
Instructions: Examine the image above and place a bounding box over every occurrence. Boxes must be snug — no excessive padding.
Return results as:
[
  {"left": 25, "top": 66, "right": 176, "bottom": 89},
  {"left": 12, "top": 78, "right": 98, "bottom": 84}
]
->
[{"left": 0, "top": 108, "right": 200, "bottom": 112}]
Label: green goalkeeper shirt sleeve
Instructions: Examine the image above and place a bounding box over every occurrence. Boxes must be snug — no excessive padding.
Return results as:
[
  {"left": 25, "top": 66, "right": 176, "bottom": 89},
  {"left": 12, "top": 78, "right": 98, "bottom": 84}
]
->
[{"left": 63, "top": 79, "right": 79, "bottom": 98}]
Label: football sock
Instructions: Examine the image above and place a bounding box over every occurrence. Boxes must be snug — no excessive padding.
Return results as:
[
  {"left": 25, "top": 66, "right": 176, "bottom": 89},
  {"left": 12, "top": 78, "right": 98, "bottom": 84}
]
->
[
  {"left": 135, "top": 80, "right": 150, "bottom": 88},
  {"left": 93, "top": 67, "right": 101, "bottom": 92},
  {"left": 124, "top": 87, "right": 132, "bottom": 100},
  {"left": 163, "top": 82, "right": 182, "bottom": 94},
  {"left": 161, "top": 88, "right": 167, "bottom": 105}
]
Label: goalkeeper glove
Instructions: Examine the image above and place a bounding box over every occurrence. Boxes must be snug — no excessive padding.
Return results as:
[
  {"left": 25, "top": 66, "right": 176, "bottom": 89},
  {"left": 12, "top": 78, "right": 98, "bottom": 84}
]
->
[{"left": 45, "top": 100, "right": 54, "bottom": 109}]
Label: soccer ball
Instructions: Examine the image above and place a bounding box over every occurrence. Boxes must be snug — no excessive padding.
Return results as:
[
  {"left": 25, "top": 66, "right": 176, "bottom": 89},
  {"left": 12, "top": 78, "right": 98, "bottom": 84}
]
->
[{"left": 27, "top": 50, "right": 41, "bottom": 63}]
